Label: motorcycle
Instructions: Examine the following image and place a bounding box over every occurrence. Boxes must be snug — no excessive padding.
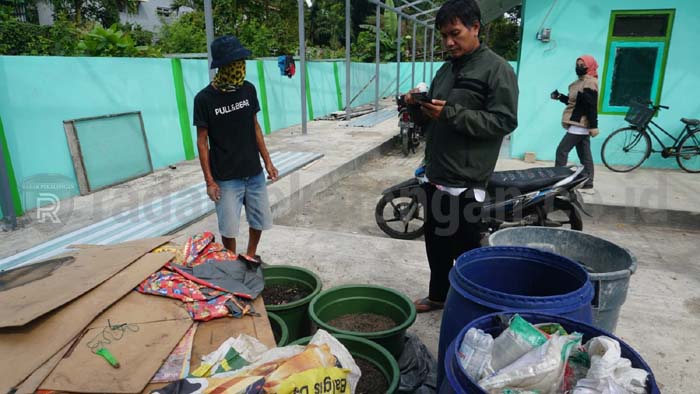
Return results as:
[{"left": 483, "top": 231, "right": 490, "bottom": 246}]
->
[
  {"left": 396, "top": 95, "right": 423, "bottom": 156},
  {"left": 375, "top": 165, "right": 590, "bottom": 240}
]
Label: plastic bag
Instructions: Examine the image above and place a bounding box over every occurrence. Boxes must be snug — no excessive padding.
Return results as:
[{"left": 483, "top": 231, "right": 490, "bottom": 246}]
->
[
  {"left": 457, "top": 328, "right": 495, "bottom": 381},
  {"left": 573, "top": 376, "right": 628, "bottom": 394},
  {"left": 573, "top": 336, "right": 648, "bottom": 394},
  {"left": 152, "top": 330, "right": 359, "bottom": 394},
  {"left": 479, "top": 333, "right": 583, "bottom": 394},
  {"left": 397, "top": 333, "right": 437, "bottom": 393},
  {"left": 490, "top": 314, "right": 549, "bottom": 372}
]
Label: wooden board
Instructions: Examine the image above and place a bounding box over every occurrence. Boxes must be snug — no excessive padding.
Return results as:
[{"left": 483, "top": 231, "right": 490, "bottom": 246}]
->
[
  {"left": 0, "top": 252, "right": 174, "bottom": 393},
  {"left": 14, "top": 342, "right": 73, "bottom": 394},
  {"left": 143, "top": 297, "right": 275, "bottom": 393},
  {"left": 0, "top": 237, "right": 171, "bottom": 328},
  {"left": 41, "top": 293, "right": 192, "bottom": 393}
]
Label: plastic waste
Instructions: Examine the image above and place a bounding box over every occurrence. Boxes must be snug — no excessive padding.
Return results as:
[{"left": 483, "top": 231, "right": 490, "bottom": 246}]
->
[
  {"left": 573, "top": 336, "right": 648, "bottom": 394},
  {"left": 457, "top": 327, "right": 494, "bottom": 381},
  {"left": 490, "top": 314, "right": 548, "bottom": 372},
  {"left": 479, "top": 332, "right": 582, "bottom": 394},
  {"left": 398, "top": 333, "right": 437, "bottom": 394}
]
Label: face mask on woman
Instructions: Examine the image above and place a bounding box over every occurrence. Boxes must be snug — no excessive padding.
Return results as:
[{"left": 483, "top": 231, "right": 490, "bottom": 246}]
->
[{"left": 575, "top": 65, "right": 587, "bottom": 77}]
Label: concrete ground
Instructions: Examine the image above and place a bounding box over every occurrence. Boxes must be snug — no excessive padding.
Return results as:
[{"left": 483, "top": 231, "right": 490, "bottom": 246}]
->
[
  {"left": 3, "top": 106, "right": 699, "bottom": 393},
  {"left": 177, "top": 144, "right": 699, "bottom": 394},
  {"left": 0, "top": 106, "right": 398, "bottom": 259}
]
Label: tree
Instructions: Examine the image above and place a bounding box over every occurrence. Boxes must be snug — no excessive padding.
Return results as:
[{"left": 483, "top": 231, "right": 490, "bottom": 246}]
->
[
  {"left": 482, "top": 6, "right": 521, "bottom": 61},
  {"left": 77, "top": 23, "right": 160, "bottom": 56},
  {"left": 156, "top": 10, "right": 206, "bottom": 53},
  {"left": 309, "top": 0, "right": 344, "bottom": 49},
  {"left": 48, "top": 0, "right": 139, "bottom": 26}
]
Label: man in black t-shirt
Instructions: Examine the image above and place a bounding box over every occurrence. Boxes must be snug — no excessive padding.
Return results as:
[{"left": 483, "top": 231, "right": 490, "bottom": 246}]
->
[{"left": 193, "top": 35, "right": 278, "bottom": 263}]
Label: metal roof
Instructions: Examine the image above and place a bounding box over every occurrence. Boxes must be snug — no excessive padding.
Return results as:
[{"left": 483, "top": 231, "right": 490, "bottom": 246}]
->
[{"left": 0, "top": 151, "right": 323, "bottom": 271}]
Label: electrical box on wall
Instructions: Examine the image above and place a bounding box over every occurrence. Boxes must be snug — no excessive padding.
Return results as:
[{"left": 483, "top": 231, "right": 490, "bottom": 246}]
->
[{"left": 537, "top": 28, "right": 552, "bottom": 42}]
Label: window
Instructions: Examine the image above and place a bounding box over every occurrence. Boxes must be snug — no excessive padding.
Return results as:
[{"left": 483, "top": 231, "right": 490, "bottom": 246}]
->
[
  {"left": 600, "top": 10, "right": 674, "bottom": 114},
  {"left": 156, "top": 6, "right": 173, "bottom": 17}
]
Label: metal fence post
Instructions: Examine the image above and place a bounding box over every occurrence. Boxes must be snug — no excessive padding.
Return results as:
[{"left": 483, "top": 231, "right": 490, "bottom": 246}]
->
[{"left": 298, "top": 0, "right": 308, "bottom": 134}]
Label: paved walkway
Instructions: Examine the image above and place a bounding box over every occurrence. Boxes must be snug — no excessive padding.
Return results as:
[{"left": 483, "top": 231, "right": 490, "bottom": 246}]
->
[{"left": 3, "top": 111, "right": 698, "bottom": 259}]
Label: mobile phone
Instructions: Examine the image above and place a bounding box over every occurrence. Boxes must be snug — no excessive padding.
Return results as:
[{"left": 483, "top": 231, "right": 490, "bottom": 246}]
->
[{"left": 413, "top": 92, "right": 431, "bottom": 103}]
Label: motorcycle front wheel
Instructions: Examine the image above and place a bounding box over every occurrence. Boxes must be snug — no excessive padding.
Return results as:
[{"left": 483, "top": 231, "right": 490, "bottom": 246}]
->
[{"left": 375, "top": 191, "right": 425, "bottom": 240}]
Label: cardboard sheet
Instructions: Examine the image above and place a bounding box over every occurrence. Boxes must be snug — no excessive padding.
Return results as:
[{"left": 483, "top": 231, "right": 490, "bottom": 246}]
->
[
  {"left": 0, "top": 252, "right": 174, "bottom": 393},
  {"left": 42, "top": 292, "right": 192, "bottom": 393},
  {"left": 0, "top": 237, "right": 171, "bottom": 328},
  {"left": 14, "top": 342, "right": 73, "bottom": 394},
  {"left": 143, "top": 297, "right": 276, "bottom": 393}
]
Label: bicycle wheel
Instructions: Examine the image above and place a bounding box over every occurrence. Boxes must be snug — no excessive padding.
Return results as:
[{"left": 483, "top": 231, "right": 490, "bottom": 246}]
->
[
  {"left": 601, "top": 127, "right": 651, "bottom": 172},
  {"left": 676, "top": 129, "right": 700, "bottom": 173}
]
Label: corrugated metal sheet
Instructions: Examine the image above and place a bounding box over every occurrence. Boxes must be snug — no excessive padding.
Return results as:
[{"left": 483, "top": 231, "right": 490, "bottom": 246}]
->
[
  {"left": 0, "top": 151, "right": 323, "bottom": 271},
  {"left": 347, "top": 108, "right": 398, "bottom": 128}
]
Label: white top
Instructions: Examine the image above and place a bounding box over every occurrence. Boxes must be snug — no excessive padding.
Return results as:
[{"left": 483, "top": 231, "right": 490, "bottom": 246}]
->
[
  {"left": 432, "top": 182, "right": 486, "bottom": 202},
  {"left": 567, "top": 125, "right": 590, "bottom": 135}
]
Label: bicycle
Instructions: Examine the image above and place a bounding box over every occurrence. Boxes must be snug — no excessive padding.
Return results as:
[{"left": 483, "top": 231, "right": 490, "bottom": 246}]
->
[{"left": 601, "top": 100, "right": 700, "bottom": 173}]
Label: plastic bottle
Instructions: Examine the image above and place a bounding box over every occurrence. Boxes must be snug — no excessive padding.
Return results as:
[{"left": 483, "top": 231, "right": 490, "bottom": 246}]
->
[{"left": 457, "top": 327, "right": 495, "bottom": 380}]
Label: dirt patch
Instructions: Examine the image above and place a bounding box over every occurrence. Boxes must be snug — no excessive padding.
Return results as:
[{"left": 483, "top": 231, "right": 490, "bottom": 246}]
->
[
  {"left": 327, "top": 313, "right": 397, "bottom": 333},
  {"left": 262, "top": 284, "right": 311, "bottom": 305},
  {"left": 684, "top": 297, "right": 700, "bottom": 316},
  {"left": 356, "top": 358, "right": 389, "bottom": 394}
]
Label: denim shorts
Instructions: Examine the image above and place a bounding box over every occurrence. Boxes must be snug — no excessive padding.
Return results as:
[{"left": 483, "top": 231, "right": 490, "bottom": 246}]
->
[{"left": 215, "top": 171, "right": 273, "bottom": 238}]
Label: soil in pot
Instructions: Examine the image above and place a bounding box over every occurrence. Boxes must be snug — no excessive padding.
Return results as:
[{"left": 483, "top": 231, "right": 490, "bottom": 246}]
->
[
  {"left": 355, "top": 357, "right": 389, "bottom": 394},
  {"left": 327, "top": 313, "right": 397, "bottom": 333},
  {"left": 262, "top": 284, "right": 311, "bottom": 305}
]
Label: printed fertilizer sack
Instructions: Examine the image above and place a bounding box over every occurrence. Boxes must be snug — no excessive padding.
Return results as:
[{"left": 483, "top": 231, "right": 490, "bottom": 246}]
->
[{"left": 152, "top": 330, "right": 360, "bottom": 394}]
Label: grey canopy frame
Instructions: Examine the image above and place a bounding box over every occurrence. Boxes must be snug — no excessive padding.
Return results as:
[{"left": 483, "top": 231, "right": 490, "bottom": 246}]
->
[{"left": 200, "top": 0, "right": 519, "bottom": 133}]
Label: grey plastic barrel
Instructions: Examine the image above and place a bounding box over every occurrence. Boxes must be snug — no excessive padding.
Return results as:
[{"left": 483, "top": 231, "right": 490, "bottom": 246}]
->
[{"left": 488, "top": 227, "right": 637, "bottom": 333}]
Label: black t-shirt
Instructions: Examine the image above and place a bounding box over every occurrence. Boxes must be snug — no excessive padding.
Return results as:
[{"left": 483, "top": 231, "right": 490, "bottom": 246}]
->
[{"left": 193, "top": 81, "right": 262, "bottom": 181}]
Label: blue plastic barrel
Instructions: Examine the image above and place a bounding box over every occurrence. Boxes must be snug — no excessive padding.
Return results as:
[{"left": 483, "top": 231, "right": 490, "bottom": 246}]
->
[
  {"left": 437, "top": 247, "right": 594, "bottom": 389},
  {"left": 442, "top": 312, "right": 659, "bottom": 394}
]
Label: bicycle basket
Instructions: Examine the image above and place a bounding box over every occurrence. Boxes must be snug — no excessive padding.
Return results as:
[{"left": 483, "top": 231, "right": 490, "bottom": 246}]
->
[{"left": 625, "top": 101, "right": 654, "bottom": 128}]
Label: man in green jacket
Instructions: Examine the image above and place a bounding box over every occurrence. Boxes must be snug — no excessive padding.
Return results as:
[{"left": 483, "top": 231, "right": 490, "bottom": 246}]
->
[{"left": 406, "top": 0, "right": 519, "bottom": 312}]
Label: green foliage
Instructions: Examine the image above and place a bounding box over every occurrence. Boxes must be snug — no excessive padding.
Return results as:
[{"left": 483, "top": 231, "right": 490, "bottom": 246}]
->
[
  {"left": 236, "top": 19, "right": 279, "bottom": 57},
  {"left": 45, "top": 18, "right": 82, "bottom": 55},
  {"left": 156, "top": 11, "right": 206, "bottom": 53},
  {"left": 309, "top": 0, "right": 344, "bottom": 49},
  {"left": 352, "top": 24, "right": 402, "bottom": 62},
  {"left": 0, "top": 18, "right": 52, "bottom": 55},
  {"left": 482, "top": 6, "right": 521, "bottom": 61},
  {"left": 121, "top": 22, "right": 155, "bottom": 46},
  {"left": 383, "top": 0, "right": 396, "bottom": 37},
  {"left": 77, "top": 23, "right": 160, "bottom": 56},
  {"left": 49, "top": 0, "right": 140, "bottom": 26}
]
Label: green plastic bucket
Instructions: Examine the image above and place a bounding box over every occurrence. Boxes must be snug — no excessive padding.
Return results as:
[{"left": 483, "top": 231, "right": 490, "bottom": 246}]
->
[
  {"left": 267, "top": 312, "right": 289, "bottom": 347},
  {"left": 263, "top": 265, "right": 322, "bottom": 342},
  {"left": 292, "top": 333, "right": 400, "bottom": 394},
  {"left": 308, "top": 284, "right": 416, "bottom": 357}
]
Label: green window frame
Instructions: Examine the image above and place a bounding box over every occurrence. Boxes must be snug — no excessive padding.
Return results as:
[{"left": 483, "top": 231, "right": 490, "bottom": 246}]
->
[{"left": 599, "top": 9, "right": 675, "bottom": 115}]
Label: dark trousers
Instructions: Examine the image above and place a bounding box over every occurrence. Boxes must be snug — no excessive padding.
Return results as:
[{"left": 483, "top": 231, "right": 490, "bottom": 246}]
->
[
  {"left": 422, "top": 183, "right": 482, "bottom": 302},
  {"left": 555, "top": 133, "right": 594, "bottom": 187}
]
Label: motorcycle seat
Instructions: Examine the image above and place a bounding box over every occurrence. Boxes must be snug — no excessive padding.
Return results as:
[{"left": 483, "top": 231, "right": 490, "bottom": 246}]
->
[{"left": 488, "top": 167, "right": 574, "bottom": 195}]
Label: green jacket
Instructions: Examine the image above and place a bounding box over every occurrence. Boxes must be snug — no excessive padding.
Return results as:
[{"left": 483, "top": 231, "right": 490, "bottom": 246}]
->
[{"left": 423, "top": 45, "right": 518, "bottom": 189}]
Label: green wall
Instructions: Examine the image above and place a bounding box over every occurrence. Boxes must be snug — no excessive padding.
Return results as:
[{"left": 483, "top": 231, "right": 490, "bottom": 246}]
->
[
  {"left": 514, "top": 0, "right": 700, "bottom": 168},
  {"left": 0, "top": 56, "right": 444, "bottom": 215}
]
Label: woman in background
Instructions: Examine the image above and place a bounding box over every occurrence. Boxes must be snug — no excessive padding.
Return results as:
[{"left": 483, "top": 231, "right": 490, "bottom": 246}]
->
[{"left": 551, "top": 55, "right": 599, "bottom": 194}]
